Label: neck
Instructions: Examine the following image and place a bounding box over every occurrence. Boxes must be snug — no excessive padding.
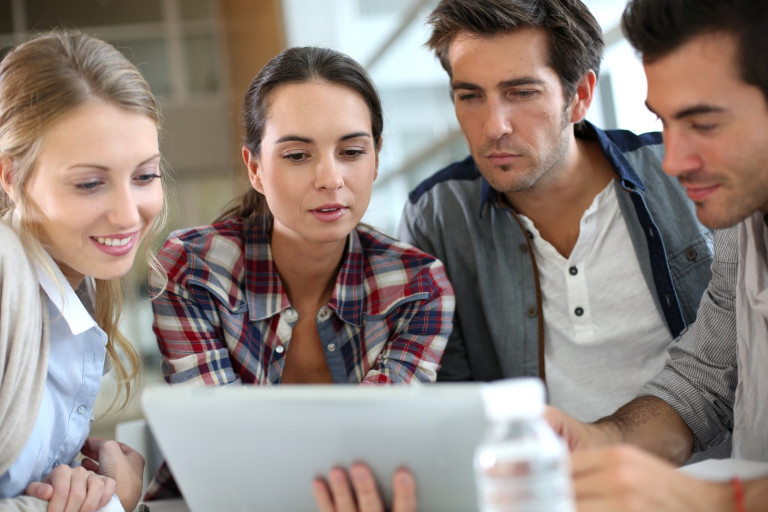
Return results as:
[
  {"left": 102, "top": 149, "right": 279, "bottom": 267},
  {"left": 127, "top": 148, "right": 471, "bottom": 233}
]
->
[
  {"left": 270, "top": 230, "right": 346, "bottom": 308},
  {"left": 504, "top": 135, "right": 614, "bottom": 257}
]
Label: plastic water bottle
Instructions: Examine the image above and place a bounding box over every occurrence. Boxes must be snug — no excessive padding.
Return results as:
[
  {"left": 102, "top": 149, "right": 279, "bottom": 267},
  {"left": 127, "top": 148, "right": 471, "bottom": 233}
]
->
[{"left": 474, "top": 378, "right": 575, "bottom": 512}]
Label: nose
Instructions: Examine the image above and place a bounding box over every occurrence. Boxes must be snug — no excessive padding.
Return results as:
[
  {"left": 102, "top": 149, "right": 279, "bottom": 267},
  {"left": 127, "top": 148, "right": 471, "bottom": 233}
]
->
[
  {"left": 484, "top": 98, "right": 513, "bottom": 142},
  {"left": 314, "top": 154, "right": 344, "bottom": 190},
  {"left": 662, "top": 128, "right": 703, "bottom": 178},
  {"left": 107, "top": 183, "right": 141, "bottom": 227}
]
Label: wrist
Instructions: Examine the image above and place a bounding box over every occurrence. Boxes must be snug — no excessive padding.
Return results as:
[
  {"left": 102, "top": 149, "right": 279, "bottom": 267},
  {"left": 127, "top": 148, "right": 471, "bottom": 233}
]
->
[{"left": 592, "top": 417, "right": 626, "bottom": 445}]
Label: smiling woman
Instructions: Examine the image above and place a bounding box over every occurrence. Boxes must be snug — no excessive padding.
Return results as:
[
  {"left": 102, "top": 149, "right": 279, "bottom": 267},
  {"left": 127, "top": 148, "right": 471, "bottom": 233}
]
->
[
  {"left": 0, "top": 30, "right": 168, "bottom": 512},
  {"left": 143, "top": 46, "right": 455, "bottom": 500}
]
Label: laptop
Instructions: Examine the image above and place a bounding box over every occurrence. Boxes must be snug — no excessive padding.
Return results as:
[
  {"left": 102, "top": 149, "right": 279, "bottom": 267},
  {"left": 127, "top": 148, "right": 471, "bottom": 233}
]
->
[{"left": 142, "top": 383, "right": 489, "bottom": 512}]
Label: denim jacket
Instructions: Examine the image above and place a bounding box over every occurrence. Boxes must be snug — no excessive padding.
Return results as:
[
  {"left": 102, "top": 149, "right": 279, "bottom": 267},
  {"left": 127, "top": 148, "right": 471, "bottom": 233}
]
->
[{"left": 398, "top": 121, "right": 713, "bottom": 381}]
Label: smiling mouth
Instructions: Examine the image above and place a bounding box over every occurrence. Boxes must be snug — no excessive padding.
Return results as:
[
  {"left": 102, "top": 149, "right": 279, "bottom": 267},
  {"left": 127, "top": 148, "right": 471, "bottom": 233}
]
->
[{"left": 94, "top": 235, "right": 135, "bottom": 247}]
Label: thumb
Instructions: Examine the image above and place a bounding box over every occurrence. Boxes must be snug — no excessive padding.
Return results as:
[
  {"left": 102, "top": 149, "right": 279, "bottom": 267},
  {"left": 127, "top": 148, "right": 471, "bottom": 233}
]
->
[{"left": 25, "top": 481, "right": 54, "bottom": 501}]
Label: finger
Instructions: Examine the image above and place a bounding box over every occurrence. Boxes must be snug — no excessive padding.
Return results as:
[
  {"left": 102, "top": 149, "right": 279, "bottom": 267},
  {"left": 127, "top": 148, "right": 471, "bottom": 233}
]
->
[
  {"left": 349, "top": 463, "right": 383, "bottom": 512},
  {"left": 62, "top": 467, "right": 89, "bottom": 512},
  {"left": 46, "top": 466, "right": 72, "bottom": 512},
  {"left": 99, "top": 477, "right": 117, "bottom": 509},
  {"left": 77, "top": 473, "right": 106, "bottom": 512},
  {"left": 24, "top": 482, "right": 53, "bottom": 501},
  {"left": 80, "top": 458, "right": 99, "bottom": 473},
  {"left": 80, "top": 438, "right": 107, "bottom": 460},
  {"left": 327, "top": 467, "right": 359, "bottom": 512},
  {"left": 312, "top": 477, "right": 336, "bottom": 512},
  {"left": 391, "top": 468, "right": 417, "bottom": 512}
]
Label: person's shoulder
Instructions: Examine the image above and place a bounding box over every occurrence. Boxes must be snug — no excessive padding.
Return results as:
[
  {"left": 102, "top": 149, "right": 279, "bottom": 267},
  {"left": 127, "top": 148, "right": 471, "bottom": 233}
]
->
[
  {"left": 158, "top": 218, "right": 249, "bottom": 271},
  {"left": 354, "top": 225, "right": 451, "bottom": 312},
  {"left": 602, "top": 127, "right": 663, "bottom": 153},
  {"left": 0, "top": 219, "right": 29, "bottom": 263},
  {"left": 406, "top": 155, "right": 482, "bottom": 205},
  {"left": 356, "top": 225, "right": 445, "bottom": 276}
]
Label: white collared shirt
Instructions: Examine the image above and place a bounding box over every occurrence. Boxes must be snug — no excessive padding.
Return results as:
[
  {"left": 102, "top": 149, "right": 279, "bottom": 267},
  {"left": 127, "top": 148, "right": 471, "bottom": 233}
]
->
[
  {"left": 518, "top": 182, "right": 673, "bottom": 422},
  {"left": 0, "top": 249, "right": 108, "bottom": 499}
]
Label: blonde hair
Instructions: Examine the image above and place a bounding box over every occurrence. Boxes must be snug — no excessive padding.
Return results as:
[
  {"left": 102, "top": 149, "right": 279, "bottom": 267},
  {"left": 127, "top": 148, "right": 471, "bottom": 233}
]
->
[{"left": 0, "top": 30, "right": 169, "bottom": 411}]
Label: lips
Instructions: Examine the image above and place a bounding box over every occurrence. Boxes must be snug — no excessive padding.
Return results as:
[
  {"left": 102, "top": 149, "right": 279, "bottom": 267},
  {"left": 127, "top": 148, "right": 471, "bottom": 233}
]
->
[
  {"left": 310, "top": 205, "right": 348, "bottom": 222},
  {"left": 681, "top": 183, "right": 721, "bottom": 202},
  {"left": 91, "top": 232, "right": 138, "bottom": 255}
]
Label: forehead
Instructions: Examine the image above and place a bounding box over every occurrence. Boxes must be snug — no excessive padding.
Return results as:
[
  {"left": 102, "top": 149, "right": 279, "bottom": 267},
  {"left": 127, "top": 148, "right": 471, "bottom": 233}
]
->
[
  {"left": 38, "top": 100, "right": 158, "bottom": 161},
  {"left": 447, "top": 28, "right": 556, "bottom": 83},
  {"left": 644, "top": 33, "right": 763, "bottom": 115},
  {"left": 266, "top": 80, "right": 371, "bottom": 133}
]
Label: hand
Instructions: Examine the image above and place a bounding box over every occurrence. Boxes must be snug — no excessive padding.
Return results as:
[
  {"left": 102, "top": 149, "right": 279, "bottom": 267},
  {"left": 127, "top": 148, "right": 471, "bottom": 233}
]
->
[
  {"left": 313, "top": 463, "right": 416, "bottom": 512},
  {"left": 544, "top": 406, "right": 619, "bottom": 451},
  {"left": 80, "top": 438, "right": 144, "bottom": 512},
  {"left": 572, "top": 445, "right": 730, "bottom": 512},
  {"left": 25, "top": 464, "right": 116, "bottom": 512}
]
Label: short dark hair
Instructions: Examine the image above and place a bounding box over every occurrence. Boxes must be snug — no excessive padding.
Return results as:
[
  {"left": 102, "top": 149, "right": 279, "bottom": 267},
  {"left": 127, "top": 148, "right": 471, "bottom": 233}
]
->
[
  {"left": 217, "top": 46, "right": 383, "bottom": 225},
  {"left": 622, "top": 0, "right": 768, "bottom": 103},
  {"left": 425, "top": 0, "right": 604, "bottom": 100}
]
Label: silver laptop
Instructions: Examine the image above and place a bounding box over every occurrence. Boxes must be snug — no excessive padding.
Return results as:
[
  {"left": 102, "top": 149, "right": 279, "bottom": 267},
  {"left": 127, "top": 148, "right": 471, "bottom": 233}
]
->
[{"left": 142, "top": 383, "right": 489, "bottom": 512}]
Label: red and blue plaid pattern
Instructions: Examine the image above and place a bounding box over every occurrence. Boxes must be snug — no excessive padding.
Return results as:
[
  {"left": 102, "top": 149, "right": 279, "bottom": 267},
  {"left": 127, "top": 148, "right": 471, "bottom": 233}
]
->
[{"left": 144, "top": 219, "right": 454, "bottom": 498}]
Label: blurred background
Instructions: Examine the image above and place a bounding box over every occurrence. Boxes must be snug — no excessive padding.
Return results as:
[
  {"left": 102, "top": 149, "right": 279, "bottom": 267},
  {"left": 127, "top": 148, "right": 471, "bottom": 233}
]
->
[{"left": 0, "top": 0, "right": 662, "bottom": 437}]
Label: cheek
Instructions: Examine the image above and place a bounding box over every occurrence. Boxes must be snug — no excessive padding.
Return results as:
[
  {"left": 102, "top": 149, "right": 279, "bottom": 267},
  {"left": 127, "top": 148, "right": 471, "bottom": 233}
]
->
[{"left": 140, "top": 187, "right": 165, "bottom": 223}]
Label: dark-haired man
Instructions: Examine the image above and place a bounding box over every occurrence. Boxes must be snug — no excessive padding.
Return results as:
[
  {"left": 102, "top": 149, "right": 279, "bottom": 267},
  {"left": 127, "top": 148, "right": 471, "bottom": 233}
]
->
[
  {"left": 544, "top": 0, "right": 768, "bottom": 509},
  {"left": 399, "top": 0, "right": 710, "bottom": 423}
]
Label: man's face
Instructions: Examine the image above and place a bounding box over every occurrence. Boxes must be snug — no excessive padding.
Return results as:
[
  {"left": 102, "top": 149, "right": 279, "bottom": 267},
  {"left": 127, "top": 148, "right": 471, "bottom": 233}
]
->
[
  {"left": 644, "top": 32, "right": 768, "bottom": 229},
  {"left": 447, "top": 28, "right": 577, "bottom": 196}
]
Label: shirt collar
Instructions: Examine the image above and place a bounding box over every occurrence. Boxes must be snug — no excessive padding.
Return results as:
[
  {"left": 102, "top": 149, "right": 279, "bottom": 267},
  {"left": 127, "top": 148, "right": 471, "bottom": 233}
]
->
[
  {"left": 7, "top": 210, "right": 98, "bottom": 336},
  {"left": 244, "top": 222, "right": 364, "bottom": 327}
]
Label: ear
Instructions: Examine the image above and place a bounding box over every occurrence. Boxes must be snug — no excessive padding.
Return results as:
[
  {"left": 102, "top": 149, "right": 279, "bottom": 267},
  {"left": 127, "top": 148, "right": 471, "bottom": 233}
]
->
[
  {"left": 0, "top": 158, "right": 18, "bottom": 203},
  {"left": 569, "top": 70, "right": 597, "bottom": 124},
  {"left": 242, "top": 146, "right": 265, "bottom": 194}
]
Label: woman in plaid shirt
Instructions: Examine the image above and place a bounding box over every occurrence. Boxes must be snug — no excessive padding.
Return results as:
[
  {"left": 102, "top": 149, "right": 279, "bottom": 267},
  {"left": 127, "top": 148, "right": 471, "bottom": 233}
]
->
[{"left": 144, "top": 46, "right": 455, "bottom": 499}]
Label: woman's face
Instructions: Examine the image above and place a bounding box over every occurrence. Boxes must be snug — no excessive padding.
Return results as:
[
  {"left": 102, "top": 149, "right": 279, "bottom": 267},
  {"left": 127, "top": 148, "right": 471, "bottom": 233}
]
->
[
  {"left": 245, "top": 80, "right": 379, "bottom": 248},
  {"left": 23, "top": 99, "right": 163, "bottom": 288}
]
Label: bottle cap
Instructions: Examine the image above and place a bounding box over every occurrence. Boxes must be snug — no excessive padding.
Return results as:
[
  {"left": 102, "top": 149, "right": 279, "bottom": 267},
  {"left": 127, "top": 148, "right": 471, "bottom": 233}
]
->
[{"left": 480, "top": 378, "right": 545, "bottom": 421}]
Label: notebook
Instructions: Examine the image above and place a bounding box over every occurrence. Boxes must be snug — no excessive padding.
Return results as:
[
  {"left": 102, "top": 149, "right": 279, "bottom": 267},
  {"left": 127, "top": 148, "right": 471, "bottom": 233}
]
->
[{"left": 141, "top": 383, "right": 489, "bottom": 512}]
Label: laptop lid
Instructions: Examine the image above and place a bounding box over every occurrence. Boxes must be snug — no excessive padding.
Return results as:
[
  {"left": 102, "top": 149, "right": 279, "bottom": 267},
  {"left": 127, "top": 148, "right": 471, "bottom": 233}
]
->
[{"left": 142, "top": 383, "right": 488, "bottom": 512}]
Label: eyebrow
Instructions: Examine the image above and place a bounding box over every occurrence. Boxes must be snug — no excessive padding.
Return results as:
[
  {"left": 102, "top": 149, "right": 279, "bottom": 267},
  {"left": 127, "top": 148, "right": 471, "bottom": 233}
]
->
[
  {"left": 451, "top": 77, "right": 544, "bottom": 91},
  {"left": 68, "top": 153, "right": 161, "bottom": 171},
  {"left": 645, "top": 101, "right": 725, "bottom": 120},
  {"left": 274, "top": 131, "right": 372, "bottom": 144}
]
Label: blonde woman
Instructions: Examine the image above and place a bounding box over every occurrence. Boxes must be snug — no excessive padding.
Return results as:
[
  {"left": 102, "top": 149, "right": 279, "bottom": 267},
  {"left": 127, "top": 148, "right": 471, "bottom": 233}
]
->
[{"left": 0, "top": 31, "right": 167, "bottom": 512}]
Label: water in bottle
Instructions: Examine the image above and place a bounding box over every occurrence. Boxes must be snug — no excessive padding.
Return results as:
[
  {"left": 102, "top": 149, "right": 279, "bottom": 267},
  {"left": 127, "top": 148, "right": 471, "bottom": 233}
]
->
[{"left": 474, "top": 378, "right": 575, "bottom": 512}]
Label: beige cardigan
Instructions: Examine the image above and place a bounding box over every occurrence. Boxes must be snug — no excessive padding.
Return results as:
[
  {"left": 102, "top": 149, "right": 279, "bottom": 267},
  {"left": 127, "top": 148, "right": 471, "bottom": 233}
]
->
[{"left": 0, "top": 220, "right": 49, "bottom": 511}]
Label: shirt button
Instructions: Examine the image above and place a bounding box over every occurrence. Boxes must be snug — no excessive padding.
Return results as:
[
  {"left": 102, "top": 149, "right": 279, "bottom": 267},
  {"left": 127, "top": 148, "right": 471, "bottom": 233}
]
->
[
  {"left": 519, "top": 243, "right": 529, "bottom": 253},
  {"left": 77, "top": 405, "right": 87, "bottom": 415},
  {"left": 574, "top": 307, "right": 584, "bottom": 317},
  {"left": 318, "top": 306, "right": 332, "bottom": 321},
  {"left": 685, "top": 249, "right": 698, "bottom": 261},
  {"left": 525, "top": 307, "right": 537, "bottom": 318},
  {"left": 275, "top": 345, "right": 285, "bottom": 354},
  {"left": 283, "top": 308, "right": 298, "bottom": 322},
  {"left": 327, "top": 343, "right": 336, "bottom": 352},
  {"left": 569, "top": 266, "right": 578, "bottom": 276}
]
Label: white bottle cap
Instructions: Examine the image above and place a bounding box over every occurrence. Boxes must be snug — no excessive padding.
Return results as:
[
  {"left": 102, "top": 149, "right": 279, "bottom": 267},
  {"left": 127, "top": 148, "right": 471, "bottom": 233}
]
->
[{"left": 480, "top": 378, "right": 545, "bottom": 422}]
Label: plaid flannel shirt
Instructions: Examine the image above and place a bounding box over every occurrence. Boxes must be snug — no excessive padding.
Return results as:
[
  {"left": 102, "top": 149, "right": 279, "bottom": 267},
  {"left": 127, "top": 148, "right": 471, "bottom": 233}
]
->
[{"left": 144, "top": 218, "right": 454, "bottom": 499}]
